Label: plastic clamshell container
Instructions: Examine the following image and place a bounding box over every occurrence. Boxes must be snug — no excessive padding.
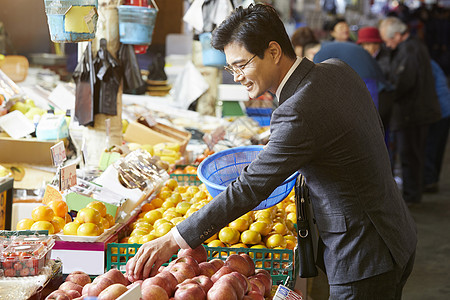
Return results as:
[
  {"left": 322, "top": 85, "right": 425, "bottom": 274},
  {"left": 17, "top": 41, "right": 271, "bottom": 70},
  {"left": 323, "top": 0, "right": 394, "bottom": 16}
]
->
[
  {"left": 10, "top": 235, "right": 55, "bottom": 248},
  {"left": 0, "top": 243, "right": 53, "bottom": 277}
]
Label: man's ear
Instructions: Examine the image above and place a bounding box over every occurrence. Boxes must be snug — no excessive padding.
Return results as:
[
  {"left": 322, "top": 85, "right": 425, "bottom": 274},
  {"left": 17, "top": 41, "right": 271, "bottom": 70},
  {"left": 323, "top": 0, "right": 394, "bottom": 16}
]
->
[{"left": 267, "top": 41, "right": 282, "bottom": 64}]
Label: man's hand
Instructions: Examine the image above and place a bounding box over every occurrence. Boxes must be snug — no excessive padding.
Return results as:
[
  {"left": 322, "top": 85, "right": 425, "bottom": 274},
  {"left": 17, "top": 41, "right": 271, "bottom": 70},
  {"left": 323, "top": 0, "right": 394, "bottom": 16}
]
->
[{"left": 126, "top": 231, "right": 180, "bottom": 280}]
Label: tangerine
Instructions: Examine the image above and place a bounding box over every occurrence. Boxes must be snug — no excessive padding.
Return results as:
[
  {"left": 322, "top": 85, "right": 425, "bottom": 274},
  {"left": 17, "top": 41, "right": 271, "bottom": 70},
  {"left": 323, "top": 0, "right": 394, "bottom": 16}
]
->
[{"left": 31, "top": 205, "right": 55, "bottom": 222}]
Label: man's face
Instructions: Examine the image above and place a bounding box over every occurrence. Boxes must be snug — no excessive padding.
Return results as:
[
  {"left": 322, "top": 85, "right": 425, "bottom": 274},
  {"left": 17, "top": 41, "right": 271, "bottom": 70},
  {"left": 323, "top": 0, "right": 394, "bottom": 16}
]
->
[
  {"left": 380, "top": 28, "right": 402, "bottom": 50},
  {"left": 224, "top": 42, "right": 276, "bottom": 99}
]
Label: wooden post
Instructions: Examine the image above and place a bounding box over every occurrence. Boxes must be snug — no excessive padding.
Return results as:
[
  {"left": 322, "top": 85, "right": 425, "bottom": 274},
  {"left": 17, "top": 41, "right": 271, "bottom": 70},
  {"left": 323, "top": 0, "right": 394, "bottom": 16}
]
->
[{"left": 82, "top": 0, "right": 123, "bottom": 169}]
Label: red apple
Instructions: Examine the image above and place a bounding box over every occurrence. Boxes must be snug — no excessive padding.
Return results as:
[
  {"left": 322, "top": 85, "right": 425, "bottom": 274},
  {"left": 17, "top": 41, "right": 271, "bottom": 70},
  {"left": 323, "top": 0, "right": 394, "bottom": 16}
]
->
[
  {"left": 142, "top": 275, "right": 175, "bottom": 297},
  {"left": 178, "top": 245, "right": 208, "bottom": 263},
  {"left": 225, "top": 254, "right": 252, "bottom": 277},
  {"left": 211, "top": 266, "right": 234, "bottom": 283},
  {"left": 215, "top": 273, "right": 245, "bottom": 299},
  {"left": 209, "top": 258, "right": 225, "bottom": 270},
  {"left": 169, "top": 262, "right": 196, "bottom": 283},
  {"left": 66, "top": 271, "right": 92, "bottom": 287},
  {"left": 87, "top": 277, "right": 114, "bottom": 296},
  {"left": 229, "top": 271, "right": 249, "bottom": 293},
  {"left": 174, "top": 282, "right": 206, "bottom": 300},
  {"left": 246, "top": 291, "right": 265, "bottom": 300},
  {"left": 66, "top": 290, "right": 81, "bottom": 299},
  {"left": 171, "top": 256, "right": 200, "bottom": 276},
  {"left": 248, "top": 276, "right": 265, "bottom": 296},
  {"left": 45, "top": 290, "right": 71, "bottom": 300},
  {"left": 239, "top": 253, "right": 255, "bottom": 276},
  {"left": 253, "top": 273, "right": 272, "bottom": 297},
  {"left": 183, "top": 275, "right": 214, "bottom": 293},
  {"left": 59, "top": 281, "right": 83, "bottom": 295},
  {"left": 207, "top": 281, "right": 238, "bottom": 300},
  {"left": 97, "top": 283, "right": 128, "bottom": 300},
  {"left": 198, "top": 262, "right": 218, "bottom": 278},
  {"left": 141, "top": 284, "right": 169, "bottom": 300},
  {"left": 103, "top": 269, "right": 129, "bottom": 285},
  {"left": 156, "top": 271, "right": 178, "bottom": 294}
]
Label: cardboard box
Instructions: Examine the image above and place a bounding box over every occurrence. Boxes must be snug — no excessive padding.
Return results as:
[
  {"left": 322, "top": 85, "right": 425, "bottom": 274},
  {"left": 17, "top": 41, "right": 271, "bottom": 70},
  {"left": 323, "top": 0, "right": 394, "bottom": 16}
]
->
[
  {"left": 0, "top": 135, "right": 60, "bottom": 165},
  {"left": 123, "top": 121, "right": 191, "bottom": 154}
]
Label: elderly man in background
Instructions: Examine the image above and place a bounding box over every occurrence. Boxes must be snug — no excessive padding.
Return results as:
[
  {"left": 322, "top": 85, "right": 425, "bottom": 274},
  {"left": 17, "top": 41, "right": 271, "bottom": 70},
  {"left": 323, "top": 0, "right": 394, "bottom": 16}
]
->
[{"left": 379, "top": 17, "right": 441, "bottom": 206}]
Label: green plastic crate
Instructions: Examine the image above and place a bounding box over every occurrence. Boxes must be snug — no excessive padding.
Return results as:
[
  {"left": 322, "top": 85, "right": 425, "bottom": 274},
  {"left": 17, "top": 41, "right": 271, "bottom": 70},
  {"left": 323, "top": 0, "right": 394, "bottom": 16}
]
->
[
  {"left": 169, "top": 173, "right": 202, "bottom": 186},
  {"left": 106, "top": 243, "right": 297, "bottom": 289}
]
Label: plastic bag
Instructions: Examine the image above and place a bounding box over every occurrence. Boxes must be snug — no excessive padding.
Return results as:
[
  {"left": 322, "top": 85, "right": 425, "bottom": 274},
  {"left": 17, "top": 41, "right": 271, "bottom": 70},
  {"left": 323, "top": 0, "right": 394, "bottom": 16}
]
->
[
  {"left": 93, "top": 38, "right": 122, "bottom": 115},
  {"left": 118, "top": 43, "right": 146, "bottom": 95},
  {"left": 73, "top": 42, "right": 95, "bottom": 126}
]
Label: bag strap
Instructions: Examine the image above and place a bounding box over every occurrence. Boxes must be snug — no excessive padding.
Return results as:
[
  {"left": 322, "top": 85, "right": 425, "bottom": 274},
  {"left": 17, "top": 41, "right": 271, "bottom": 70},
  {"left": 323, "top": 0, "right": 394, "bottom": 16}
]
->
[{"left": 295, "top": 174, "right": 309, "bottom": 238}]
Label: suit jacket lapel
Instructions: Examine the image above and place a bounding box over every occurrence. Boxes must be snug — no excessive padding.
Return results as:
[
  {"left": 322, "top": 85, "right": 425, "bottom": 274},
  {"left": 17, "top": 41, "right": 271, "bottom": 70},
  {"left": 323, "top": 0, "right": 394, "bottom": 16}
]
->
[{"left": 279, "top": 58, "right": 315, "bottom": 105}]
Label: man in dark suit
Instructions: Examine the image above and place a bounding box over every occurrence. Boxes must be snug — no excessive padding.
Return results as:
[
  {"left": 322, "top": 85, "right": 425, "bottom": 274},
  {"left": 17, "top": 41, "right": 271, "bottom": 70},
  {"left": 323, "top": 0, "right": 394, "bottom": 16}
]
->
[{"left": 128, "top": 4, "right": 417, "bottom": 299}]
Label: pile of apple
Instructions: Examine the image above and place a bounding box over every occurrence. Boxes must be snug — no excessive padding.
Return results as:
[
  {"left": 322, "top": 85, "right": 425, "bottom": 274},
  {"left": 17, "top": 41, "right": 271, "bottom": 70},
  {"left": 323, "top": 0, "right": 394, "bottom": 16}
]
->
[
  {"left": 125, "top": 244, "right": 273, "bottom": 300},
  {"left": 45, "top": 269, "right": 130, "bottom": 300}
]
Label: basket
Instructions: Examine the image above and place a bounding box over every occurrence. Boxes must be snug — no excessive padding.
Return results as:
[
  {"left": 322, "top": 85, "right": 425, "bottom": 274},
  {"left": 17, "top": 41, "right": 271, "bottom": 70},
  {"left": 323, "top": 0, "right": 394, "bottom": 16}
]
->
[
  {"left": 170, "top": 165, "right": 201, "bottom": 186},
  {"left": 118, "top": 2, "right": 158, "bottom": 45},
  {"left": 197, "top": 146, "right": 298, "bottom": 210},
  {"left": 106, "top": 243, "right": 297, "bottom": 289}
]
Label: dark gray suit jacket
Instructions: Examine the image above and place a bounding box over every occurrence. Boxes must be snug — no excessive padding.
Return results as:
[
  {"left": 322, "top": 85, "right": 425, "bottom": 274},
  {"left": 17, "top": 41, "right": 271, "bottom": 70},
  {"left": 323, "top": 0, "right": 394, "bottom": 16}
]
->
[{"left": 177, "top": 58, "right": 417, "bottom": 285}]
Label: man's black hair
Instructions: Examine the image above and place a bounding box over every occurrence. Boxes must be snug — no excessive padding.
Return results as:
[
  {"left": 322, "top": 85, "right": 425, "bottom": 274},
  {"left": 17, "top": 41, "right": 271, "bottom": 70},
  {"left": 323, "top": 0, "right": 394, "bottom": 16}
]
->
[{"left": 211, "top": 4, "right": 297, "bottom": 60}]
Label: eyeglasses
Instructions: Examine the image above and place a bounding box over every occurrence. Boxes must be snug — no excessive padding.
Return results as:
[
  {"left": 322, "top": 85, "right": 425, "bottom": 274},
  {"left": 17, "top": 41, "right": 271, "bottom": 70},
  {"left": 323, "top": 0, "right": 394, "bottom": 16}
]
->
[{"left": 224, "top": 54, "right": 257, "bottom": 77}]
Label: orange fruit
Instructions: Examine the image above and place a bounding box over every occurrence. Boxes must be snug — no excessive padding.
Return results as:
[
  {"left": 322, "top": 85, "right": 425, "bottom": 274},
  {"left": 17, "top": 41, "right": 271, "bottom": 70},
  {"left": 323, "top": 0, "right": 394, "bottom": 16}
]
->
[
  {"left": 65, "top": 213, "right": 73, "bottom": 223},
  {"left": 31, "top": 205, "right": 55, "bottom": 222},
  {"left": 63, "top": 222, "right": 80, "bottom": 235},
  {"left": 141, "top": 202, "right": 155, "bottom": 213},
  {"left": 87, "top": 201, "right": 107, "bottom": 217},
  {"left": 265, "top": 233, "right": 287, "bottom": 249},
  {"left": 207, "top": 239, "right": 225, "bottom": 247},
  {"left": 51, "top": 216, "right": 66, "bottom": 233},
  {"left": 240, "top": 230, "right": 262, "bottom": 245},
  {"left": 143, "top": 210, "right": 163, "bottom": 225},
  {"left": 31, "top": 221, "right": 55, "bottom": 234},
  {"left": 154, "top": 222, "right": 173, "bottom": 237},
  {"left": 76, "top": 207, "right": 102, "bottom": 224},
  {"left": 47, "top": 200, "right": 68, "bottom": 218},
  {"left": 218, "top": 227, "right": 240, "bottom": 245},
  {"left": 77, "top": 223, "right": 100, "bottom": 236},
  {"left": 104, "top": 214, "right": 115, "bottom": 227},
  {"left": 150, "top": 197, "right": 164, "bottom": 208},
  {"left": 229, "top": 217, "right": 250, "bottom": 232},
  {"left": 165, "top": 178, "right": 178, "bottom": 190},
  {"left": 16, "top": 218, "right": 34, "bottom": 230},
  {"left": 139, "top": 233, "right": 158, "bottom": 244}
]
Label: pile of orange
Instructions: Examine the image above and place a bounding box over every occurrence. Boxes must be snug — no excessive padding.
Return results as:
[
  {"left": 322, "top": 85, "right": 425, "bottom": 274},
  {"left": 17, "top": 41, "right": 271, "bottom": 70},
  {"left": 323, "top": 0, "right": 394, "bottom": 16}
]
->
[{"left": 16, "top": 200, "right": 115, "bottom": 237}]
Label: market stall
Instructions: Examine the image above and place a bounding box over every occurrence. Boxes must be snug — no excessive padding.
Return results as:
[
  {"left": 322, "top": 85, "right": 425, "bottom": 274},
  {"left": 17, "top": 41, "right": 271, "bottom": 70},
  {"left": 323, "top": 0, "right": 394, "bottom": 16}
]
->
[{"left": 0, "top": 0, "right": 308, "bottom": 299}]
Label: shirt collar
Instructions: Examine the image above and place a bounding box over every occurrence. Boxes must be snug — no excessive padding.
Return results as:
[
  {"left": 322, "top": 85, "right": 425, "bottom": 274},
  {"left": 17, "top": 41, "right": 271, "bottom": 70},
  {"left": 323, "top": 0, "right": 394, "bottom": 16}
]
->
[{"left": 275, "top": 57, "right": 302, "bottom": 101}]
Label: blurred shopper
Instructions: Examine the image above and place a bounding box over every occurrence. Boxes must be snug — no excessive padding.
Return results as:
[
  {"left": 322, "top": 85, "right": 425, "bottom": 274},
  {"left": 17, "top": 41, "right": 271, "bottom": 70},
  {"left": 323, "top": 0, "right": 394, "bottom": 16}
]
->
[
  {"left": 379, "top": 17, "right": 441, "bottom": 205},
  {"left": 424, "top": 60, "right": 450, "bottom": 192},
  {"left": 325, "top": 17, "right": 352, "bottom": 42},
  {"left": 357, "top": 26, "right": 395, "bottom": 159},
  {"left": 313, "top": 41, "right": 388, "bottom": 110},
  {"left": 291, "top": 26, "right": 319, "bottom": 57}
]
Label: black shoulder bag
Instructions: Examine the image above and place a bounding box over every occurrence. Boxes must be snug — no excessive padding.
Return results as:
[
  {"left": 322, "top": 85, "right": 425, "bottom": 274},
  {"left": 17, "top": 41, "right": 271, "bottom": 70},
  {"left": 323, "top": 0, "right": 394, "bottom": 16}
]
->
[{"left": 295, "top": 174, "right": 319, "bottom": 278}]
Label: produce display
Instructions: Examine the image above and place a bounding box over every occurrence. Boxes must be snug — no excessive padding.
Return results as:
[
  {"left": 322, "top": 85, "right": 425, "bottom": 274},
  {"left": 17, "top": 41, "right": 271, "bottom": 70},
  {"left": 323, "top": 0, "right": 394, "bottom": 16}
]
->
[
  {"left": 122, "top": 179, "right": 297, "bottom": 253},
  {"left": 15, "top": 199, "right": 115, "bottom": 237},
  {"left": 49, "top": 245, "right": 275, "bottom": 299}
]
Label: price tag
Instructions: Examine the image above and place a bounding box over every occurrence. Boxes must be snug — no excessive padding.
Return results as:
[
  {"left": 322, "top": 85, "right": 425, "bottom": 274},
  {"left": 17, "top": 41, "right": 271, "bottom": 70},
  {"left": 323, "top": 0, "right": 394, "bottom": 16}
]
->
[
  {"left": 50, "top": 141, "right": 66, "bottom": 167},
  {"left": 42, "top": 185, "right": 63, "bottom": 205},
  {"left": 59, "top": 163, "right": 77, "bottom": 191}
]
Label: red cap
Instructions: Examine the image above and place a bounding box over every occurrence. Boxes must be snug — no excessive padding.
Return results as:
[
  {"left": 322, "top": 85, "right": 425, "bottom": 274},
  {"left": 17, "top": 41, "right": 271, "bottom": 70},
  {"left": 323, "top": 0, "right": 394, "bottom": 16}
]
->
[{"left": 356, "top": 27, "right": 382, "bottom": 44}]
